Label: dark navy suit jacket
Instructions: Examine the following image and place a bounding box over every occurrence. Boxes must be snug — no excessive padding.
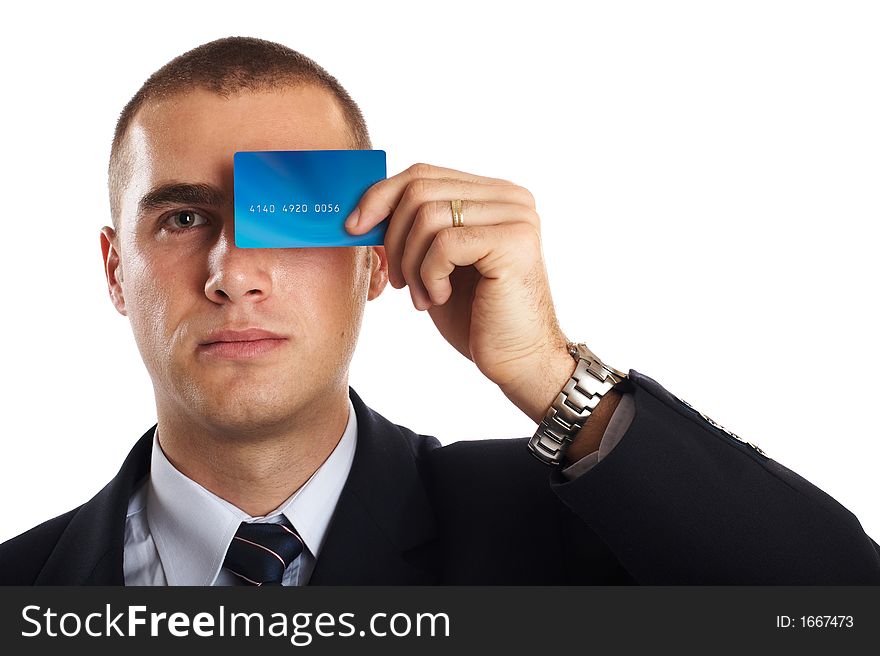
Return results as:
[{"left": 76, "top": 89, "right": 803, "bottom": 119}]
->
[{"left": 2, "top": 370, "right": 879, "bottom": 584}]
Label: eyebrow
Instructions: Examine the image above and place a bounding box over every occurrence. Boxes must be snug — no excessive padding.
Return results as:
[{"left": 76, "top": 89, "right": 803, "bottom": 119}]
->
[{"left": 137, "top": 182, "right": 229, "bottom": 216}]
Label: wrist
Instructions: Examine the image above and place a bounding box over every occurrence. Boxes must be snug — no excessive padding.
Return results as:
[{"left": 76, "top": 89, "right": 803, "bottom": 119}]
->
[
  {"left": 526, "top": 341, "right": 628, "bottom": 467},
  {"left": 501, "top": 343, "right": 577, "bottom": 425}
]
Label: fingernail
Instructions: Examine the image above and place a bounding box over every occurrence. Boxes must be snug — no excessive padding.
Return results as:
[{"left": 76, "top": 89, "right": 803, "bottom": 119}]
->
[{"left": 344, "top": 208, "right": 360, "bottom": 230}]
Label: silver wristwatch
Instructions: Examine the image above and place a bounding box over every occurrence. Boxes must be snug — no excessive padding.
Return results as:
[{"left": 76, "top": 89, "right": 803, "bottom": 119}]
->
[{"left": 527, "top": 342, "right": 628, "bottom": 466}]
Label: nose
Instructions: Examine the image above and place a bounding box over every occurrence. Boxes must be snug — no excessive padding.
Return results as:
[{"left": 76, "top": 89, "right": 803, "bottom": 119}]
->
[{"left": 204, "top": 227, "right": 274, "bottom": 305}]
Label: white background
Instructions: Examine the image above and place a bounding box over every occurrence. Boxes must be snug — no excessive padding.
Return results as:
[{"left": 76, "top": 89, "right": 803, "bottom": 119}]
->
[{"left": 1, "top": 1, "right": 877, "bottom": 546}]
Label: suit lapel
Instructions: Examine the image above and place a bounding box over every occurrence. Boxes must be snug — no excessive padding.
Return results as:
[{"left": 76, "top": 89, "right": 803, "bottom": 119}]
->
[
  {"left": 35, "top": 426, "right": 155, "bottom": 585},
  {"left": 308, "top": 387, "right": 440, "bottom": 584},
  {"left": 35, "top": 386, "right": 440, "bottom": 585}
]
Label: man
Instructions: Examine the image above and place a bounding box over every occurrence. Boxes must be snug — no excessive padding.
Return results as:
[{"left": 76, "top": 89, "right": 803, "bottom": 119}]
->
[{"left": 1, "top": 36, "right": 878, "bottom": 585}]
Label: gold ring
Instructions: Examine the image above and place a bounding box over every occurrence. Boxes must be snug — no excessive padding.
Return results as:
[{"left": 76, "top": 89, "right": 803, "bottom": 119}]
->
[{"left": 450, "top": 199, "right": 464, "bottom": 228}]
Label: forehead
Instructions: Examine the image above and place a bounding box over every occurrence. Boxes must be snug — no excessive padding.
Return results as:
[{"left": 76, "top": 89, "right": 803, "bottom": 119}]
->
[{"left": 119, "top": 85, "right": 353, "bottom": 220}]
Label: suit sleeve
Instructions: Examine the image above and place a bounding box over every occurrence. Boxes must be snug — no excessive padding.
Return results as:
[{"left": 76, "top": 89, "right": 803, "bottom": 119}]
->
[{"left": 549, "top": 369, "right": 880, "bottom": 584}]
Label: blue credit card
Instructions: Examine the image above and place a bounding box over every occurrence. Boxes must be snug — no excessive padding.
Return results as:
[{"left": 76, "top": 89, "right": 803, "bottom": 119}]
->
[{"left": 233, "top": 150, "right": 387, "bottom": 248}]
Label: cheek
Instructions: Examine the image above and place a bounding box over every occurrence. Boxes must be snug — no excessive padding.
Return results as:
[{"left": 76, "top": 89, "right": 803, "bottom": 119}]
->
[
  {"left": 279, "top": 249, "right": 366, "bottom": 332},
  {"left": 124, "top": 251, "right": 196, "bottom": 363}
]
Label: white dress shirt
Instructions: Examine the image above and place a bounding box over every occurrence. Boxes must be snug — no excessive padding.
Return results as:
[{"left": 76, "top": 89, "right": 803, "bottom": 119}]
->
[
  {"left": 123, "top": 392, "right": 635, "bottom": 585},
  {"left": 123, "top": 397, "right": 358, "bottom": 585}
]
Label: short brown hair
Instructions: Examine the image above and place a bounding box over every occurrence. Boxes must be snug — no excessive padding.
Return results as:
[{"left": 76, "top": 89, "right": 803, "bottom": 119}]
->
[{"left": 108, "top": 36, "right": 372, "bottom": 229}]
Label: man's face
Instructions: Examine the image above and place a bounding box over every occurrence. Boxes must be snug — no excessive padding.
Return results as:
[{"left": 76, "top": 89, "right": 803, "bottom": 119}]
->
[{"left": 101, "top": 85, "right": 387, "bottom": 433}]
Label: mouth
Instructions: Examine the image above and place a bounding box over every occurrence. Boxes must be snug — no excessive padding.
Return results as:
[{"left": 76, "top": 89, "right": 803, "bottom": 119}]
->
[{"left": 197, "top": 327, "right": 289, "bottom": 360}]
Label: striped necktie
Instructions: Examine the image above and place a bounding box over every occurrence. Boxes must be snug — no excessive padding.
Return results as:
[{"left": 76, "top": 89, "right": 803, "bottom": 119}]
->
[{"left": 222, "top": 521, "right": 305, "bottom": 586}]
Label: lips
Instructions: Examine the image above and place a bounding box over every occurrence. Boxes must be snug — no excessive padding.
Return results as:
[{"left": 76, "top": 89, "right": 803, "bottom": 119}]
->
[
  {"left": 197, "top": 327, "right": 289, "bottom": 360},
  {"left": 200, "top": 327, "right": 287, "bottom": 345}
]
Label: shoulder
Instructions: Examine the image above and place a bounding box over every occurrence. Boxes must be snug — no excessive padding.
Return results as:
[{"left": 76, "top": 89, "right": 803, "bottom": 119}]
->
[
  {"left": 368, "top": 401, "right": 555, "bottom": 506},
  {"left": 420, "top": 435, "right": 560, "bottom": 509},
  {"left": 387, "top": 415, "right": 546, "bottom": 485},
  {"left": 0, "top": 507, "right": 80, "bottom": 585},
  {"left": 425, "top": 435, "right": 543, "bottom": 478}
]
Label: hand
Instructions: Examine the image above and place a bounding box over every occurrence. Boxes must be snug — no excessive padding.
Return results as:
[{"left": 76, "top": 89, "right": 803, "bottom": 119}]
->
[{"left": 345, "top": 162, "right": 576, "bottom": 422}]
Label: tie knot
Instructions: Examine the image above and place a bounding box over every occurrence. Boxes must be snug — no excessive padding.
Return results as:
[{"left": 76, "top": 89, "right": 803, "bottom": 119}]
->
[{"left": 222, "top": 520, "right": 305, "bottom": 586}]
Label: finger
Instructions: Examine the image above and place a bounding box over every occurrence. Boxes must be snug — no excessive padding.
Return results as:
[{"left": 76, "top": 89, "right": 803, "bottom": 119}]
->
[
  {"left": 400, "top": 200, "right": 540, "bottom": 308},
  {"left": 344, "top": 162, "right": 518, "bottom": 233},
  {"left": 418, "top": 222, "right": 542, "bottom": 309},
  {"left": 384, "top": 178, "right": 537, "bottom": 289}
]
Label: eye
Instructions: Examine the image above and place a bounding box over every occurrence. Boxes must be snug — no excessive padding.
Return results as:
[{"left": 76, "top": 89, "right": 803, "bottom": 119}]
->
[{"left": 163, "top": 210, "right": 209, "bottom": 232}]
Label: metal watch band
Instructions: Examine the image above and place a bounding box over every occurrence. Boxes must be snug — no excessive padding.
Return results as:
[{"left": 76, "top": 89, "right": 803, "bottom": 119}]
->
[{"left": 527, "top": 343, "right": 627, "bottom": 466}]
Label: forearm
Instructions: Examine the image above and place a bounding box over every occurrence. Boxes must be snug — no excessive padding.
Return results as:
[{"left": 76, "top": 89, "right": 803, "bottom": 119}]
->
[{"left": 549, "top": 369, "right": 880, "bottom": 583}]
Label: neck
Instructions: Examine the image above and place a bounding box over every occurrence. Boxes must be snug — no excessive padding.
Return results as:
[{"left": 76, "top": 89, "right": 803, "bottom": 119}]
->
[{"left": 153, "top": 385, "right": 351, "bottom": 517}]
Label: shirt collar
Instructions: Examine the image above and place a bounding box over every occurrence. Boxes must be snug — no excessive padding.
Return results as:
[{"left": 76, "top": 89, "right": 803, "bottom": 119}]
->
[{"left": 146, "top": 397, "right": 357, "bottom": 585}]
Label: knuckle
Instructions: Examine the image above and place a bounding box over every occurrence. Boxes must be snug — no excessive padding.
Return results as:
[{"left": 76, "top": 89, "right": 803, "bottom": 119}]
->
[
  {"left": 435, "top": 226, "right": 458, "bottom": 250},
  {"left": 408, "top": 162, "right": 434, "bottom": 178},
  {"left": 404, "top": 177, "right": 432, "bottom": 201},
  {"left": 515, "top": 221, "right": 541, "bottom": 245},
  {"left": 411, "top": 202, "right": 435, "bottom": 230},
  {"left": 526, "top": 207, "right": 541, "bottom": 229},
  {"left": 359, "top": 182, "right": 383, "bottom": 206},
  {"left": 517, "top": 185, "right": 537, "bottom": 209}
]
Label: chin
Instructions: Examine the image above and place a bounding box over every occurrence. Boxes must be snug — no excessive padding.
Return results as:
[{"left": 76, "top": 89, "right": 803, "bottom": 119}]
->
[
  {"left": 200, "top": 401, "right": 296, "bottom": 436},
  {"left": 190, "top": 384, "right": 301, "bottom": 431}
]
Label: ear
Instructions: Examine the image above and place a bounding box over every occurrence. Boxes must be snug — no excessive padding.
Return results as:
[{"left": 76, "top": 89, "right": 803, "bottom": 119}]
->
[
  {"left": 366, "top": 246, "right": 389, "bottom": 301},
  {"left": 100, "top": 226, "right": 127, "bottom": 316}
]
